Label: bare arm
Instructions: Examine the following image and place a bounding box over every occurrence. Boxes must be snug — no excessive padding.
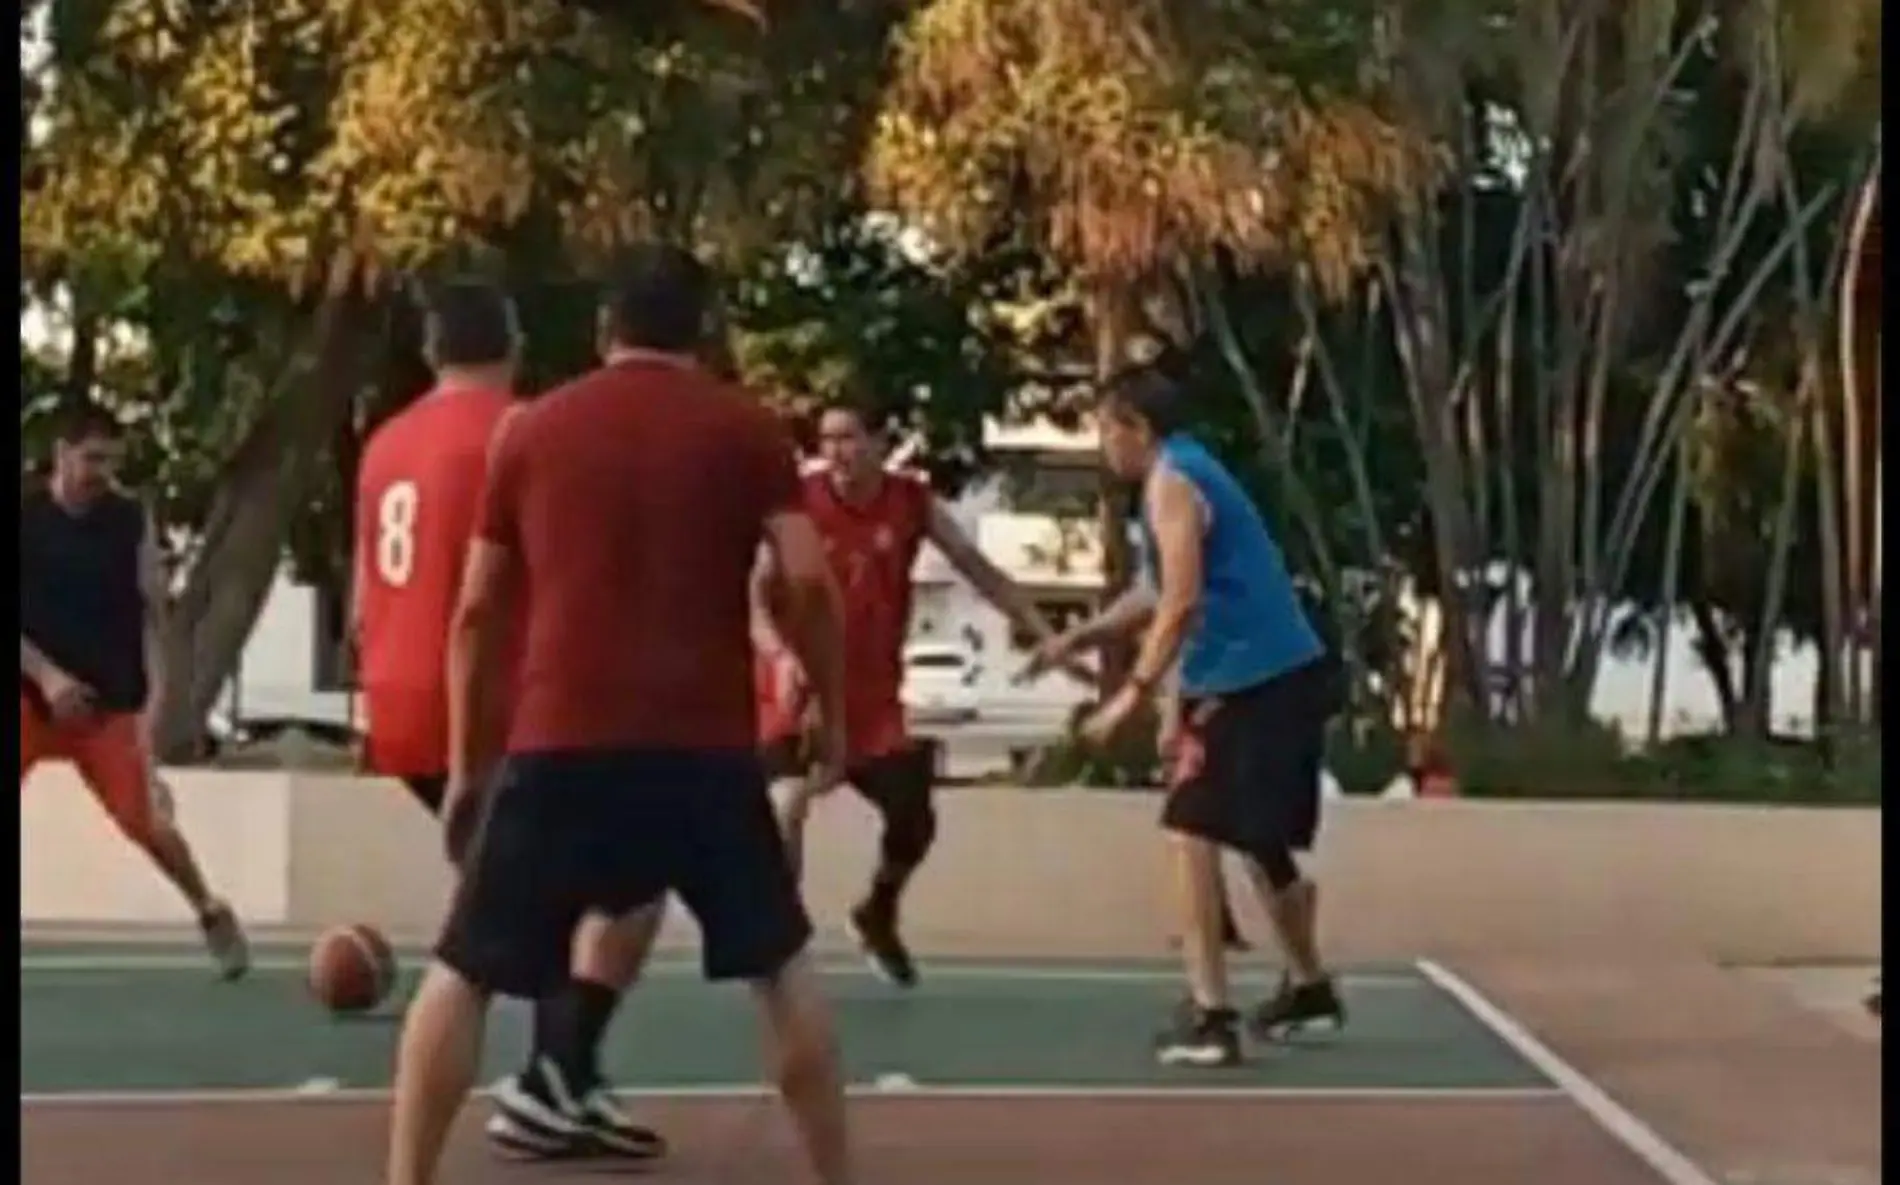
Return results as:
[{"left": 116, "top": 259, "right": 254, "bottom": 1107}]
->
[
  {"left": 1125, "top": 467, "right": 1204, "bottom": 694},
  {"left": 749, "top": 545, "right": 792, "bottom": 658},
  {"left": 446, "top": 538, "right": 515, "bottom": 792},
  {"left": 447, "top": 410, "right": 527, "bottom": 795},
  {"left": 137, "top": 511, "right": 168, "bottom": 745},
  {"left": 19, "top": 636, "right": 59, "bottom": 685},
  {"left": 761, "top": 509, "right": 847, "bottom": 741},
  {"left": 1063, "top": 582, "right": 1159, "bottom": 651},
  {"left": 924, "top": 499, "right": 1059, "bottom": 647}
]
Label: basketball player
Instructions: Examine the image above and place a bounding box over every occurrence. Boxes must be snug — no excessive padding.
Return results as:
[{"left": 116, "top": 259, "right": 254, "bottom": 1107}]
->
[
  {"left": 20, "top": 404, "right": 250, "bottom": 980},
  {"left": 385, "top": 244, "right": 855, "bottom": 1185},
  {"left": 754, "top": 404, "right": 1073, "bottom": 988},
  {"left": 1025, "top": 357, "right": 1344, "bottom": 1066},
  {"left": 353, "top": 280, "right": 664, "bottom": 1162}
]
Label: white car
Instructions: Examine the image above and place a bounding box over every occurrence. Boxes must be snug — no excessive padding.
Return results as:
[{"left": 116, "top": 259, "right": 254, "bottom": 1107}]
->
[{"left": 901, "top": 643, "right": 982, "bottom": 723}]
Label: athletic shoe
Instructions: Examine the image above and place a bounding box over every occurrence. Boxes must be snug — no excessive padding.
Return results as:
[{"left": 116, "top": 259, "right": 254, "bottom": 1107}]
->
[
  {"left": 1154, "top": 1005, "right": 1243, "bottom": 1067},
  {"left": 198, "top": 901, "right": 250, "bottom": 981},
  {"left": 1249, "top": 975, "right": 1346, "bottom": 1040},
  {"left": 487, "top": 1060, "right": 667, "bottom": 1161},
  {"left": 849, "top": 899, "right": 918, "bottom": 988}
]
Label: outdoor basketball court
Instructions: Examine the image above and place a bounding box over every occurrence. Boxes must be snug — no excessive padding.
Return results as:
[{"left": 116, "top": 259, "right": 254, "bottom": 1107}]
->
[{"left": 21, "top": 939, "right": 1721, "bottom": 1184}]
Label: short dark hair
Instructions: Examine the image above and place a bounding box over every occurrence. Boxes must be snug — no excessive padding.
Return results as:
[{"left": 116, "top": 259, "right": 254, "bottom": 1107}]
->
[
  {"left": 602, "top": 242, "right": 716, "bottom": 353},
  {"left": 815, "top": 401, "right": 888, "bottom": 435},
  {"left": 422, "top": 278, "right": 517, "bottom": 368},
  {"left": 1099, "top": 356, "right": 1191, "bottom": 437},
  {"left": 55, "top": 401, "right": 125, "bottom": 445}
]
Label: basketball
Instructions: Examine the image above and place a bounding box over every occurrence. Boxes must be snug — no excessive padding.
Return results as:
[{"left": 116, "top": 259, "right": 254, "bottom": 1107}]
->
[{"left": 307, "top": 924, "right": 399, "bottom": 1014}]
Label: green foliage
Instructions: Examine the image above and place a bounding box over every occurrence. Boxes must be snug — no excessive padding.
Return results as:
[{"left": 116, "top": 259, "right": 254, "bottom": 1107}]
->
[
  {"left": 1015, "top": 702, "right": 1162, "bottom": 790},
  {"left": 1448, "top": 715, "right": 1880, "bottom": 805},
  {"left": 1327, "top": 722, "right": 1409, "bottom": 797},
  {"left": 729, "top": 218, "right": 1030, "bottom": 493}
]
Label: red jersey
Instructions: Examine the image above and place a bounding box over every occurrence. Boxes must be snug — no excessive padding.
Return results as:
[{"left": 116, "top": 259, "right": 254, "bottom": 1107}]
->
[
  {"left": 353, "top": 385, "right": 513, "bottom": 776},
  {"left": 477, "top": 359, "right": 801, "bottom": 752},
  {"left": 802, "top": 470, "right": 931, "bottom": 760}
]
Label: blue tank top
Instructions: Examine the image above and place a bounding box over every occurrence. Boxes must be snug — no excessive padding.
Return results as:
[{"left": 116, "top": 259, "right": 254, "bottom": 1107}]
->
[{"left": 1139, "top": 435, "right": 1324, "bottom": 697}]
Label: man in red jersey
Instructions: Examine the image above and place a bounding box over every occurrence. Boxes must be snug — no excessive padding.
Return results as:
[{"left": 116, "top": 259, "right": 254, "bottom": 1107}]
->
[
  {"left": 385, "top": 245, "right": 856, "bottom": 1185},
  {"left": 354, "top": 280, "right": 664, "bottom": 1165},
  {"left": 755, "top": 403, "right": 1073, "bottom": 988}
]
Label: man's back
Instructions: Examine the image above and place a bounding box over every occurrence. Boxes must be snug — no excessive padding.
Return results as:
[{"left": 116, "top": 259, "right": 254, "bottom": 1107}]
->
[
  {"left": 355, "top": 387, "right": 513, "bottom": 695},
  {"left": 481, "top": 359, "right": 798, "bottom": 753}
]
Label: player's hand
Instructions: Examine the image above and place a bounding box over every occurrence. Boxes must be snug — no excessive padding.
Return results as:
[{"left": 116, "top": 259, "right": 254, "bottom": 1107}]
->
[
  {"left": 440, "top": 773, "right": 488, "bottom": 867},
  {"left": 38, "top": 668, "right": 96, "bottom": 724},
  {"left": 1156, "top": 705, "right": 1183, "bottom": 762},
  {"left": 1078, "top": 685, "right": 1143, "bottom": 747},
  {"left": 1016, "top": 631, "right": 1081, "bottom": 684},
  {"left": 803, "top": 719, "right": 849, "bottom": 799}
]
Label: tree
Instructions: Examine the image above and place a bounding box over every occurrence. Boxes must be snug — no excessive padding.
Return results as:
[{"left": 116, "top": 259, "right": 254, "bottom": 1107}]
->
[
  {"left": 867, "top": 0, "right": 1429, "bottom": 687},
  {"left": 23, "top": 0, "right": 890, "bottom": 757}
]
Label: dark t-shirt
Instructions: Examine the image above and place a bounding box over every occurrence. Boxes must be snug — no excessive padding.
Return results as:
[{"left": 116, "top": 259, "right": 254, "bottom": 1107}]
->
[
  {"left": 20, "top": 486, "right": 150, "bottom": 714},
  {"left": 477, "top": 358, "right": 802, "bottom": 752}
]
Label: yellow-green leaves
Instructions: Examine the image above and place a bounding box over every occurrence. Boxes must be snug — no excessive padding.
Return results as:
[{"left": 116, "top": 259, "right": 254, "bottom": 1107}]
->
[{"left": 867, "top": 0, "right": 1426, "bottom": 298}]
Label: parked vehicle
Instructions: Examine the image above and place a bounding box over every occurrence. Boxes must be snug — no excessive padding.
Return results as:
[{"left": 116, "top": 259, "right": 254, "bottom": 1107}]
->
[{"left": 901, "top": 642, "right": 981, "bottom": 723}]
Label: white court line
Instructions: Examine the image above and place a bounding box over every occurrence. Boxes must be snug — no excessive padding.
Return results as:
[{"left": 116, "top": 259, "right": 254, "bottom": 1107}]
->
[
  {"left": 1416, "top": 960, "right": 1723, "bottom": 1185},
  {"left": 19, "top": 1083, "right": 1564, "bottom": 1108},
  {"left": 19, "top": 951, "right": 1423, "bottom": 989}
]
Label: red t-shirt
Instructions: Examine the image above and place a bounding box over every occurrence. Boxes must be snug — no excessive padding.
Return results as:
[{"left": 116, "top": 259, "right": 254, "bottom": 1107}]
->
[
  {"left": 478, "top": 359, "right": 802, "bottom": 752},
  {"left": 803, "top": 470, "right": 930, "bottom": 761},
  {"left": 354, "top": 386, "right": 516, "bottom": 773}
]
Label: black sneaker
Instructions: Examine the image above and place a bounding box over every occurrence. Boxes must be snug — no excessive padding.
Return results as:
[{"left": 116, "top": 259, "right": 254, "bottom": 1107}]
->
[
  {"left": 1249, "top": 976, "right": 1346, "bottom": 1041},
  {"left": 1154, "top": 1005, "right": 1243, "bottom": 1067},
  {"left": 849, "top": 900, "right": 918, "bottom": 988},
  {"left": 486, "top": 1060, "right": 667, "bottom": 1162}
]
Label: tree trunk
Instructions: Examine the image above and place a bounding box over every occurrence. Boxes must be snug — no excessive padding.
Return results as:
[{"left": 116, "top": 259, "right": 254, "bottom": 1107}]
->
[
  {"left": 154, "top": 251, "right": 374, "bottom": 760},
  {"left": 62, "top": 306, "right": 99, "bottom": 405},
  {"left": 1688, "top": 599, "right": 1740, "bottom": 731}
]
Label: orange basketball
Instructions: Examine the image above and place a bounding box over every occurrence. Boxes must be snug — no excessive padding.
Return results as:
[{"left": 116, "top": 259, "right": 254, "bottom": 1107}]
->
[{"left": 308, "top": 924, "right": 399, "bottom": 1014}]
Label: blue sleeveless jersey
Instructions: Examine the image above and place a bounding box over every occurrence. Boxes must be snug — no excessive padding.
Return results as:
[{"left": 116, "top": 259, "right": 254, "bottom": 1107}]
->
[{"left": 1139, "top": 435, "right": 1323, "bottom": 697}]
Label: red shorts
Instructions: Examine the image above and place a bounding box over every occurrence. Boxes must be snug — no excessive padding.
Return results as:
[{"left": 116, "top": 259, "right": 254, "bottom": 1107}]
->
[
  {"left": 20, "top": 695, "right": 165, "bottom": 840},
  {"left": 362, "top": 684, "right": 448, "bottom": 780}
]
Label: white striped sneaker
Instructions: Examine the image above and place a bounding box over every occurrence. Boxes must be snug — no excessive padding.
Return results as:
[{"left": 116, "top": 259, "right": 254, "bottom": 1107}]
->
[{"left": 485, "top": 1062, "right": 666, "bottom": 1161}]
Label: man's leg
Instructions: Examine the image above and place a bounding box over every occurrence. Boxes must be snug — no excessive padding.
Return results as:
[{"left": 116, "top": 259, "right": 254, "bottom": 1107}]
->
[
  {"left": 751, "top": 953, "right": 853, "bottom": 1185},
  {"left": 671, "top": 753, "right": 853, "bottom": 1185},
  {"left": 1152, "top": 701, "right": 1248, "bottom": 1067},
  {"left": 1235, "top": 672, "right": 1344, "bottom": 1039},
  {"left": 75, "top": 713, "right": 249, "bottom": 979},
  {"left": 848, "top": 743, "right": 938, "bottom": 987},
  {"left": 389, "top": 758, "right": 581, "bottom": 1185},
  {"left": 388, "top": 962, "right": 492, "bottom": 1185},
  {"left": 490, "top": 904, "right": 668, "bottom": 1160}
]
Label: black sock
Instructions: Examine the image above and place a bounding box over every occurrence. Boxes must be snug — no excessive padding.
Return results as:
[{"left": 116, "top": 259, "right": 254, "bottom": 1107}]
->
[
  {"left": 529, "top": 979, "right": 622, "bottom": 1094},
  {"left": 865, "top": 868, "right": 909, "bottom": 916},
  {"left": 570, "top": 979, "right": 623, "bottom": 1064}
]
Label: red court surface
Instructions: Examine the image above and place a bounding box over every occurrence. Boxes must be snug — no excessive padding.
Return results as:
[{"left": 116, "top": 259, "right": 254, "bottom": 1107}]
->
[{"left": 21, "top": 1094, "right": 1684, "bottom": 1184}]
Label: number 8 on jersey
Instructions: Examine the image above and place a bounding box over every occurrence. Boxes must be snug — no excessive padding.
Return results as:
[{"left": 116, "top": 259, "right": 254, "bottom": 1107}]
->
[{"left": 376, "top": 481, "right": 420, "bottom": 588}]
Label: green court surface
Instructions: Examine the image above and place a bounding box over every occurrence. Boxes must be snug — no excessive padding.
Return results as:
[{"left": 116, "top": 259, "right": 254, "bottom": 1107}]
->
[{"left": 21, "top": 942, "right": 1550, "bottom": 1097}]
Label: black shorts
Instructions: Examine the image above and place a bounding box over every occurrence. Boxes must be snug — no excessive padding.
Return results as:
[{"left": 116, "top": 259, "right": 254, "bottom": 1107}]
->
[
  {"left": 1162, "top": 657, "right": 1340, "bottom": 855},
  {"left": 758, "top": 736, "right": 938, "bottom": 813},
  {"left": 402, "top": 774, "right": 448, "bottom": 815},
  {"left": 435, "top": 748, "right": 812, "bottom": 998}
]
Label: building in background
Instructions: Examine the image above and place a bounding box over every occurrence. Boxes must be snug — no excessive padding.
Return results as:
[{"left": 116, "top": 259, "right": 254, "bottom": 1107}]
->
[{"left": 907, "top": 416, "right": 1105, "bottom": 713}]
